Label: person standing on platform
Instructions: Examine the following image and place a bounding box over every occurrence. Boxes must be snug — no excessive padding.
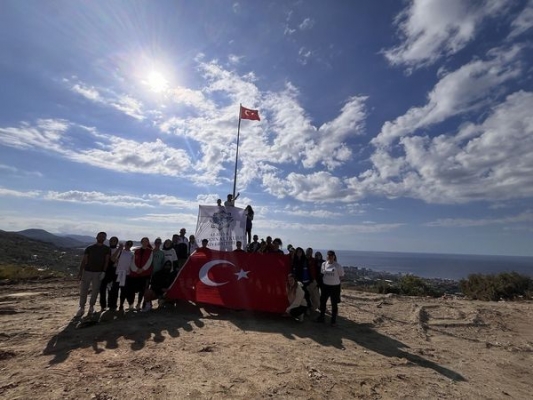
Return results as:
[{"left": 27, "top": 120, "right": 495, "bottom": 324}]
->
[
  {"left": 244, "top": 205, "right": 254, "bottom": 244},
  {"left": 224, "top": 192, "right": 239, "bottom": 207}
]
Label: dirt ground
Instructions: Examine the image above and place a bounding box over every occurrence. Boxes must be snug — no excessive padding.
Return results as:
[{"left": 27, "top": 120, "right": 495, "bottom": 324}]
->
[{"left": 0, "top": 280, "right": 532, "bottom": 400}]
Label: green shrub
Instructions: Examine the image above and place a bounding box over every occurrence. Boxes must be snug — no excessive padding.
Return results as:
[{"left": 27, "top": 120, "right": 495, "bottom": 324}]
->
[
  {"left": 0, "top": 264, "right": 64, "bottom": 281},
  {"left": 460, "top": 272, "right": 532, "bottom": 301},
  {"left": 398, "top": 275, "right": 442, "bottom": 297}
]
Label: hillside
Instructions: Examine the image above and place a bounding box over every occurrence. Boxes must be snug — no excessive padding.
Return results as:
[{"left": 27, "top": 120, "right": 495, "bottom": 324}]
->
[
  {"left": 15, "top": 229, "right": 89, "bottom": 248},
  {"left": 0, "top": 230, "right": 84, "bottom": 276},
  {"left": 0, "top": 280, "right": 532, "bottom": 399}
]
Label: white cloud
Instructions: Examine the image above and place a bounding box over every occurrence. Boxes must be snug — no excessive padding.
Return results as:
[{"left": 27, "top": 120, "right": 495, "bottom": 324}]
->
[
  {"left": 262, "top": 171, "right": 346, "bottom": 202},
  {"left": 0, "top": 187, "right": 41, "bottom": 198},
  {"left": 508, "top": 0, "right": 533, "bottom": 39},
  {"left": 384, "top": 0, "right": 508, "bottom": 68},
  {"left": 72, "top": 83, "right": 101, "bottom": 101},
  {"left": 228, "top": 54, "right": 243, "bottom": 65},
  {"left": 0, "top": 118, "right": 69, "bottom": 151},
  {"left": 68, "top": 80, "right": 146, "bottom": 120},
  {"left": 0, "top": 164, "right": 42, "bottom": 177},
  {"left": 299, "top": 18, "right": 315, "bottom": 30},
  {"left": 284, "top": 208, "right": 342, "bottom": 218},
  {"left": 366, "top": 90, "right": 533, "bottom": 204},
  {"left": 0, "top": 186, "right": 204, "bottom": 211},
  {"left": 110, "top": 95, "right": 144, "bottom": 120},
  {"left": 425, "top": 211, "right": 533, "bottom": 227},
  {"left": 374, "top": 45, "right": 522, "bottom": 147},
  {"left": 297, "top": 47, "right": 313, "bottom": 65},
  {"left": 44, "top": 191, "right": 153, "bottom": 208}
]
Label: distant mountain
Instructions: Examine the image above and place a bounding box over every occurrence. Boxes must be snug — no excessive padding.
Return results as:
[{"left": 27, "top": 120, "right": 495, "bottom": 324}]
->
[
  {"left": 0, "top": 230, "right": 83, "bottom": 273},
  {"left": 60, "top": 234, "right": 95, "bottom": 246},
  {"left": 16, "top": 229, "right": 86, "bottom": 248}
]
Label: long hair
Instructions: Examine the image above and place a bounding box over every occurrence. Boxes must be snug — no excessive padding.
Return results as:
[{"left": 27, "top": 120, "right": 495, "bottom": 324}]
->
[{"left": 286, "top": 273, "right": 297, "bottom": 295}]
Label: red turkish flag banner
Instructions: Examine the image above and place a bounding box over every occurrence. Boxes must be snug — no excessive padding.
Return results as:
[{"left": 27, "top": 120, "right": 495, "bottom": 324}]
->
[
  {"left": 240, "top": 105, "right": 261, "bottom": 121},
  {"left": 166, "top": 249, "right": 290, "bottom": 313}
]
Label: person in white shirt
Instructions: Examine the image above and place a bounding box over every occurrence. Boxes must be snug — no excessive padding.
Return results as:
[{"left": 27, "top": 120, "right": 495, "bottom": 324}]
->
[
  {"left": 285, "top": 273, "right": 307, "bottom": 322},
  {"left": 115, "top": 240, "right": 134, "bottom": 311},
  {"left": 189, "top": 235, "right": 199, "bottom": 254},
  {"left": 316, "top": 250, "right": 344, "bottom": 326},
  {"left": 223, "top": 192, "right": 239, "bottom": 207},
  {"left": 162, "top": 239, "right": 178, "bottom": 271}
]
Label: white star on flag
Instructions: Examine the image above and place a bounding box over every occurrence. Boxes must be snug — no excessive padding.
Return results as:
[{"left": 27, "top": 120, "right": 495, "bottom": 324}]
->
[{"left": 234, "top": 269, "right": 250, "bottom": 280}]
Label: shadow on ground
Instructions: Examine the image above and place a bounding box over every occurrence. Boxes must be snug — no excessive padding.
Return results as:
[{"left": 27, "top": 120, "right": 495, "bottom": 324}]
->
[
  {"left": 43, "top": 301, "right": 465, "bottom": 382},
  {"left": 42, "top": 302, "right": 205, "bottom": 365},
  {"left": 202, "top": 304, "right": 466, "bottom": 382}
]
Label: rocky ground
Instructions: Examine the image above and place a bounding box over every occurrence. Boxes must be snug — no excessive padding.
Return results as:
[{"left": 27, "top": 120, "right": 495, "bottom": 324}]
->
[{"left": 1, "top": 279, "right": 532, "bottom": 399}]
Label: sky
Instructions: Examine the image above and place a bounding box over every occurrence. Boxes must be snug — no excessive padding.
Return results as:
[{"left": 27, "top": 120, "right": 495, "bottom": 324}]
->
[{"left": 1, "top": 0, "right": 533, "bottom": 257}]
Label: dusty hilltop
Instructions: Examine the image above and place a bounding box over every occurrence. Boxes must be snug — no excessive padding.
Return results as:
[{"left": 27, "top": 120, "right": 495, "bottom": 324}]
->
[{"left": 1, "top": 279, "right": 532, "bottom": 400}]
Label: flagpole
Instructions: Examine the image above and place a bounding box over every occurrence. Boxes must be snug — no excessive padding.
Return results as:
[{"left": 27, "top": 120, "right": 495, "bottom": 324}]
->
[{"left": 232, "top": 104, "right": 242, "bottom": 201}]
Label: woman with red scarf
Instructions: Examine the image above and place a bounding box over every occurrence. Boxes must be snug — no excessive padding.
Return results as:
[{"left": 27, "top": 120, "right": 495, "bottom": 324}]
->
[{"left": 126, "top": 237, "right": 153, "bottom": 310}]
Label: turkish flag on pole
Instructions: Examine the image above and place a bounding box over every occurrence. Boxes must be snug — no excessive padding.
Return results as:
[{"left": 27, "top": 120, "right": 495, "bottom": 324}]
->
[
  {"left": 240, "top": 105, "right": 261, "bottom": 121},
  {"left": 166, "top": 249, "right": 290, "bottom": 313}
]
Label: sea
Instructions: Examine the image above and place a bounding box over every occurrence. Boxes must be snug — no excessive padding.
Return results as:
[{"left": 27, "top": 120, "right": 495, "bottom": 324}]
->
[{"left": 330, "top": 250, "right": 533, "bottom": 281}]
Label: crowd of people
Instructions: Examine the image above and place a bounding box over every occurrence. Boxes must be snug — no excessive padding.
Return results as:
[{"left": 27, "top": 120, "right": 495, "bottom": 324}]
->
[{"left": 77, "top": 229, "right": 344, "bottom": 326}]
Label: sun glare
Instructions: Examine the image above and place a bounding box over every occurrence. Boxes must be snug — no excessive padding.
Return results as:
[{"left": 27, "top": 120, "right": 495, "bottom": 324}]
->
[{"left": 146, "top": 71, "right": 169, "bottom": 93}]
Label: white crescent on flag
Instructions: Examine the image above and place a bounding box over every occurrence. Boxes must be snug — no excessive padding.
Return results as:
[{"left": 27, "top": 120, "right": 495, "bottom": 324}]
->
[{"left": 198, "top": 259, "right": 235, "bottom": 286}]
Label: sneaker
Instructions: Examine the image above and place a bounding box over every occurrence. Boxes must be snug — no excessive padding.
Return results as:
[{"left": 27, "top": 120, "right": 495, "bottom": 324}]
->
[
  {"left": 297, "top": 314, "right": 304, "bottom": 322},
  {"left": 75, "top": 307, "right": 85, "bottom": 318},
  {"left": 135, "top": 303, "right": 141, "bottom": 311},
  {"left": 88, "top": 306, "right": 95, "bottom": 314},
  {"left": 141, "top": 302, "right": 152, "bottom": 312},
  {"left": 127, "top": 304, "right": 134, "bottom": 311}
]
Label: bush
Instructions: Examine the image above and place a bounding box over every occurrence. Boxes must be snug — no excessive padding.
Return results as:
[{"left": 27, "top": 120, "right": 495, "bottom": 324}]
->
[
  {"left": 459, "top": 272, "right": 532, "bottom": 301},
  {"left": 398, "top": 275, "right": 442, "bottom": 297},
  {"left": 0, "top": 264, "right": 65, "bottom": 281},
  {"left": 375, "top": 280, "right": 400, "bottom": 294}
]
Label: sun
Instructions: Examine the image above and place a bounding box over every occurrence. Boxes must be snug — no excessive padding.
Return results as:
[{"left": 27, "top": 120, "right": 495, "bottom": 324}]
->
[{"left": 145, "top": 70, "right": 169, "bottom": 93}]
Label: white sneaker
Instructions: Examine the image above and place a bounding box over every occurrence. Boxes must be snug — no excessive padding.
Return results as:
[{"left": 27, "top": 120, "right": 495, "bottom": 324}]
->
[
  {"left": 75, "top": 307, "right": 85, "bottom": 318},
  {"left": 88, "top": 306, "right": 95, "bottom": 314},
  {"left": 141, "top": 302, "right": 152, "bottom": 312}
]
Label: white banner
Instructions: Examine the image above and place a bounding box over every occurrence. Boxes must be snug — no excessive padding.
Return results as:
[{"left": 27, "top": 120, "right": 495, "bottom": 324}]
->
[{"left": 195, "top": 205, "right": 247, "bottom": 251}]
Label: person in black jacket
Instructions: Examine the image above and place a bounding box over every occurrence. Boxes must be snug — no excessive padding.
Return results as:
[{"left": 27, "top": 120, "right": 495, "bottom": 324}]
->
[
  {"left": 142, "top": 260, "right": 178, "bottom": 311},
  {"left": 291, "top": 247, "right": 311, "bottom": 312}
]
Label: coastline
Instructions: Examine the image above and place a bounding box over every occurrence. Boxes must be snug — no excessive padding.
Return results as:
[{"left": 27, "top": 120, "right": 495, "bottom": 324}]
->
[{"left": 333, "top": 250, "right": 533, "bottom": 281}]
